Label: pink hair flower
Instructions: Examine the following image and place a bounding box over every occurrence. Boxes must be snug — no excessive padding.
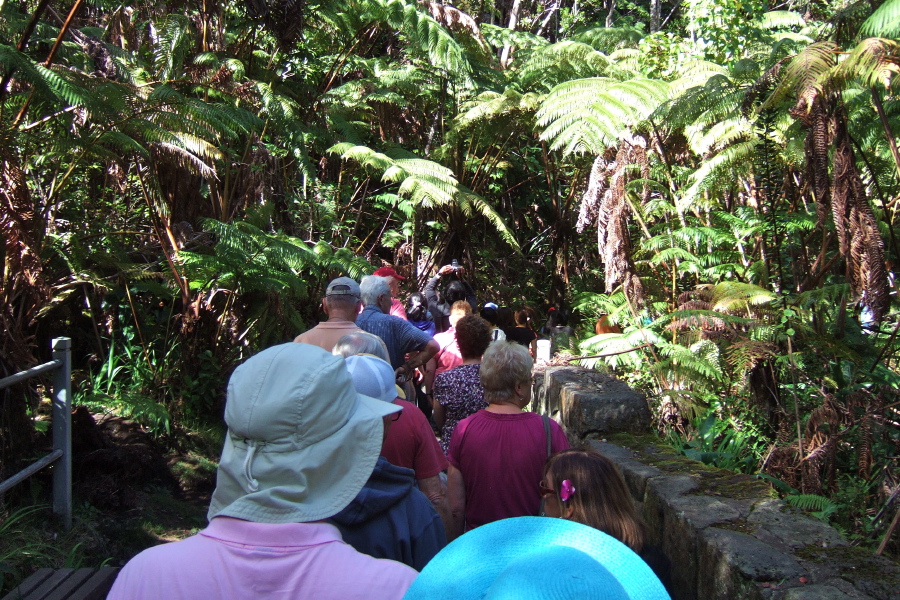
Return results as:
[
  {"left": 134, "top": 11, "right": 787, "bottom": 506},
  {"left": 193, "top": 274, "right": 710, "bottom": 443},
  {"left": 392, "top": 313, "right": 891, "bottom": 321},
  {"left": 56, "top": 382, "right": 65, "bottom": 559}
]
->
[{"left": 560, "top": 480, "right": 576, "bottom": 502}]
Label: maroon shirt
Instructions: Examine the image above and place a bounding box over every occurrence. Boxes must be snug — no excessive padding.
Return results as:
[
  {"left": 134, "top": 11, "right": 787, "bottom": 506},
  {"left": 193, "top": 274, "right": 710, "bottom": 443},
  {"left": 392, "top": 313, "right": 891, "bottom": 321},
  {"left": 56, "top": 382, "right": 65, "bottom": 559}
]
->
[
  {"left": 382, "top": 399, "right": 448, "bottom": 480},
  {"left": 448, "top": 410, "right": 569, "bottom": 530}
]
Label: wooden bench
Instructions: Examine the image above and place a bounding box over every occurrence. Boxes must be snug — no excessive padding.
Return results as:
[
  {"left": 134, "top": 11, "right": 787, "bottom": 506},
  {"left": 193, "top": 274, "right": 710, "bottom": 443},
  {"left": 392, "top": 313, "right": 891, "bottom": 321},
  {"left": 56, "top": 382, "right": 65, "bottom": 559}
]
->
[{"left": 1, "top": 568, "right": 118, "bottom": 600}]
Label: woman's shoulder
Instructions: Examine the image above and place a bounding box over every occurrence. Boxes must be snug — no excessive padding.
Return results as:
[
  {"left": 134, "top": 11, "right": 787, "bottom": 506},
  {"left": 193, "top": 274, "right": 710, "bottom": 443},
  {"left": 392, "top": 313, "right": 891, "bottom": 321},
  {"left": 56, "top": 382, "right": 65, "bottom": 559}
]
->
[{"left": 447, "top": 363, "right": 481, "bottom": 378}]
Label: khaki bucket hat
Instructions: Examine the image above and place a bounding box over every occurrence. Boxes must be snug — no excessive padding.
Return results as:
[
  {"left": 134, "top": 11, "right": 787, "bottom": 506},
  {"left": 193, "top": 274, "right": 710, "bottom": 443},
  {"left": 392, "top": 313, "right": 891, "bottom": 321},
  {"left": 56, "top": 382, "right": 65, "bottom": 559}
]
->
[{"left": 208, "top": 343, "right": 401, "bottom": 524}]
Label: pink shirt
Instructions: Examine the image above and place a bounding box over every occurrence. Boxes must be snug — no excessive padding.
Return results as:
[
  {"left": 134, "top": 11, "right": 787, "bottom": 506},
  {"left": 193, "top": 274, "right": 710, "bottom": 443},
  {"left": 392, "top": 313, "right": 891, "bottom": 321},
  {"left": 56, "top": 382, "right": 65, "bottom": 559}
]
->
[
  {"left": 107, "top": 517, "right": 417, "bottom": 600},
  {"left": 448, "top": 411, "right": 569, "bottom": 530},
  {"left": 433, "top": 328, "right": 462, "bottom": 375},
  {"left": 390, "top": 298, "right": 407, "bottom": 320},
  {"left": 382, "top": 399, "right": 448, "bottom": 480}
]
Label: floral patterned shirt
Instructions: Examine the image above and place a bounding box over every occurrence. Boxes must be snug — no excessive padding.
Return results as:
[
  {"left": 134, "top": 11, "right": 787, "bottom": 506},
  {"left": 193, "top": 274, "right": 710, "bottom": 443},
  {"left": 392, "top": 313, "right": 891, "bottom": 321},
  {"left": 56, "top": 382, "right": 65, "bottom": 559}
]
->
[{"left": 433, "top": 363, "right": 486, "bottom": 454}]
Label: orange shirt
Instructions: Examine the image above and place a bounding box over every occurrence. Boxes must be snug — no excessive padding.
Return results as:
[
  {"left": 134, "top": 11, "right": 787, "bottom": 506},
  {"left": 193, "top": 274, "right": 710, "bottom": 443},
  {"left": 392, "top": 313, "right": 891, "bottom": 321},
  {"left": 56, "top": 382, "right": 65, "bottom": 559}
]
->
[{"left": 293, "top": 320, "right": 362, "bottom": 353}]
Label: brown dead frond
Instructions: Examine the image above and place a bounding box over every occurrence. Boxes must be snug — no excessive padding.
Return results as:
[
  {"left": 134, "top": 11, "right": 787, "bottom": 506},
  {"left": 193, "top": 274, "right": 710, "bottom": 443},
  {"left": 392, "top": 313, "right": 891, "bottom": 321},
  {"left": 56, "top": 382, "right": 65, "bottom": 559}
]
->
[
  {"left": 580, "top": 135, "right": 649, "bottom": 308},
  {"left": 791, "top": 91, "right": 833, "bottom": 229},
  {"left": 833, "top": 111, "right": 890, "bottom": 322},
  {"left": 677, "top": 287, "right": 714, "bottom": 305}
]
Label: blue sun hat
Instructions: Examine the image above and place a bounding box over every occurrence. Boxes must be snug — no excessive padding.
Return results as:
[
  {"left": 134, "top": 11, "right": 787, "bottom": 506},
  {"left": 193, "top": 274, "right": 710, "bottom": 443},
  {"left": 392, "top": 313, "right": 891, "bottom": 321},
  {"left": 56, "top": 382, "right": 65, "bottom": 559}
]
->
[{"left": 404, "top": 517, "right": 670, "bottom": 600}]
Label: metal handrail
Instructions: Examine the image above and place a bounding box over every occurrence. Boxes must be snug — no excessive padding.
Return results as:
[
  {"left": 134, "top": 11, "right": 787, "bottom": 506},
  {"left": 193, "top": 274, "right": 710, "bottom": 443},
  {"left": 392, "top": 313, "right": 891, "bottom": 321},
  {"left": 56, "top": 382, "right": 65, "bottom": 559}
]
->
[{"left": 0, "top": 338, "right": 72, "bottom": 530}]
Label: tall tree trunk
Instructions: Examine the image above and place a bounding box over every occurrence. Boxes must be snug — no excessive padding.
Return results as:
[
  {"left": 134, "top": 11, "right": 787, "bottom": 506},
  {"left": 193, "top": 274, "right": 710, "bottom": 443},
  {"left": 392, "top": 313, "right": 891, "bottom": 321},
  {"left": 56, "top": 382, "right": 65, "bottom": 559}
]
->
[
  {"left": 650, "top": 0, "right": 661, "bottom": 31},
  {"left": 606, "top": 0, "right": 616, "bottom": 27},
  {"left": 499, "top": 0, "right": 524, "bottom": 67}
]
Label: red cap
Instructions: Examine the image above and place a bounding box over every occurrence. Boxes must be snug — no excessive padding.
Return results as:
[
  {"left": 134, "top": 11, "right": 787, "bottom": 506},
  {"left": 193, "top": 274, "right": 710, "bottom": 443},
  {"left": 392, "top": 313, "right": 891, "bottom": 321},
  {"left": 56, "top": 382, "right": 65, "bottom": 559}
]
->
[{"left": 373, "top": 266, "right": 406, "bottom": 280}]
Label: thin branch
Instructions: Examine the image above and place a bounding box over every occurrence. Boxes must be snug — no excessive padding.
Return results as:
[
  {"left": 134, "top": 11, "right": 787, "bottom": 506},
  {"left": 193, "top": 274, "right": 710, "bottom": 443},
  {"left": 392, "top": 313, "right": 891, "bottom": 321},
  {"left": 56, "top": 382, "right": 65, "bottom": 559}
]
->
[{"left": 563, "top": 343, "right": 653, "bottom": 362}]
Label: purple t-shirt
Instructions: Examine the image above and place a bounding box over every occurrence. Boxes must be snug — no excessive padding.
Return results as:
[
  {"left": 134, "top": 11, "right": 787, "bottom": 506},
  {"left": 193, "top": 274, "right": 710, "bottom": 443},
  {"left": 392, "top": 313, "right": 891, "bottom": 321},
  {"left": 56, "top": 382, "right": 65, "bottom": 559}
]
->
[{"left": 448, "top": 410, "right": 569, "bottom": 530}]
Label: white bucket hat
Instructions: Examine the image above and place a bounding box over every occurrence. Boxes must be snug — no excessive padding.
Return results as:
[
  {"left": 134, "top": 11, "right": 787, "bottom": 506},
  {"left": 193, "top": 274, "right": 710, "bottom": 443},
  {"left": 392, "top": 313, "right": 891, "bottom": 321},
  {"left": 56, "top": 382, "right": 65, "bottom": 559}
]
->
[
  {"left": 344, "top": 354, "right": 398, "bottom": 404},
  {"left": 207, "top": 343, "right": 401, "bottom": 524}
]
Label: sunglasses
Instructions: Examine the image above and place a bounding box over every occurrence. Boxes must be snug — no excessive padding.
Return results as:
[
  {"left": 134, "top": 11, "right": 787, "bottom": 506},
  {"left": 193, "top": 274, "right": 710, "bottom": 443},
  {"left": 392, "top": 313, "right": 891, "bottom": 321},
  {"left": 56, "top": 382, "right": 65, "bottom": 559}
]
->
[
  {"left": 538, "top": 480, "right": 555, "bottom": 498},
  {"left": 391, "top": 409, "right": 403, "bottom": 422}
]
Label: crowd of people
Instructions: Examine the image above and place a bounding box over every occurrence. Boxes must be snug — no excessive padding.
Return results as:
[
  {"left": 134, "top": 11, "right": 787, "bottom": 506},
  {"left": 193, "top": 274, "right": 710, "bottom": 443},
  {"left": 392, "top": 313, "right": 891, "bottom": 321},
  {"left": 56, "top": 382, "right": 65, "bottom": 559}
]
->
[{"left": 108, "top": 266, "right": 670, "bottom": 600}]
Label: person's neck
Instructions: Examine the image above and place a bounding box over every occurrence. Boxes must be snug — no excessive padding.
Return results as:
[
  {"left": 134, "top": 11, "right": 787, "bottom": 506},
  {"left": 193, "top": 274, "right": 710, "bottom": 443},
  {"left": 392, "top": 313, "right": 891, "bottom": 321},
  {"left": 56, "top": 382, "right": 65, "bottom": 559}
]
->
[
  {"left": 461, "top": 357, "right": 480, "bottom": 366},
  {"left": 485, "top": 400, "right": 523, "bottom": 414},
  {"left": 327, "top": 312, "right": 358, "bottom": 322}
]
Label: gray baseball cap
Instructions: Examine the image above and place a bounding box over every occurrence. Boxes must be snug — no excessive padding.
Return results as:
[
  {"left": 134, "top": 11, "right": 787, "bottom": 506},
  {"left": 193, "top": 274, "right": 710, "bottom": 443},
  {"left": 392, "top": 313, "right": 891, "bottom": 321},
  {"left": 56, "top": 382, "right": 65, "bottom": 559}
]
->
[{"left": 326, "top": 276, "right": 360, "bottom": 298}]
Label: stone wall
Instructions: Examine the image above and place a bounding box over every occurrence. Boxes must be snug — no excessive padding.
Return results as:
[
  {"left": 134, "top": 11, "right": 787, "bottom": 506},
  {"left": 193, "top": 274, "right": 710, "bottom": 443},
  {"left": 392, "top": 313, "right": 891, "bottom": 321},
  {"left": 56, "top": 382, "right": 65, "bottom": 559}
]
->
[{"left": 532, "top": 366, "right": 900, "bottom": 600}]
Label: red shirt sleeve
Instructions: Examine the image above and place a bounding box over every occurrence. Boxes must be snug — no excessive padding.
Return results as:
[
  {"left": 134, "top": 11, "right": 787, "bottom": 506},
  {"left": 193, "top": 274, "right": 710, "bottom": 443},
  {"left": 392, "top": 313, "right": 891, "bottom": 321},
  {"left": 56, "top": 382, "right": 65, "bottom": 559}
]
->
[{"left": 410, "top": 405, "right": 449, "bottom": 479}]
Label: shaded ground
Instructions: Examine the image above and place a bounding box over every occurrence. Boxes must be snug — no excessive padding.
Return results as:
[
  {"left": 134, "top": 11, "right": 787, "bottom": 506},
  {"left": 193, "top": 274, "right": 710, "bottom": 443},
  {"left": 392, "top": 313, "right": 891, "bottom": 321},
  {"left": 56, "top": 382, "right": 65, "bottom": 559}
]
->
[{"left": 0, "top": 408, "right": 221, "bottom": 594}]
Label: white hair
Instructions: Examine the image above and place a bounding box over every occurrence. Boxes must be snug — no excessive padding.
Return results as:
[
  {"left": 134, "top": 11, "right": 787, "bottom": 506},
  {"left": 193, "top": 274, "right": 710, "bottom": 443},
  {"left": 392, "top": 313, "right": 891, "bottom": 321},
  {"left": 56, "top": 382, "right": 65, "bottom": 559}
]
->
[
  {"left": 332, "top": 331, "right": 390, "bottom": 363},
  {"left": 360, "top": 275, "right": 391, "bottom": 307}
]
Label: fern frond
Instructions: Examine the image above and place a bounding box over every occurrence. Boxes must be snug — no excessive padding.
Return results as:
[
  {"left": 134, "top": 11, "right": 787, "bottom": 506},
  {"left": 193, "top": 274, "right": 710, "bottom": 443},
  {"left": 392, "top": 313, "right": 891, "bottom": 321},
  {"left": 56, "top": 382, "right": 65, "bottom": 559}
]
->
[
  {"left": 680, "top": 140, "right": 758, "bottom": 210},
  {"left": 480, "top": 23, "right": 548, "bottom": 53},
  {"left": 837, "top": 38, "right": 900, "bottom": 90},
  {"left": 570, "top": 26, "right": 643, "bottom": 53},
  {"left": 758, "top": 11, "right": 806, "bottom": 30},
  {"left": 518, "top": 41, "right": 612, "bottom": 91},
  {"left": 688, "top": 117, "right": 752, "bottom": 156},
  {"left": 785, "top": 493, "right": 839, "bottom": 519},
  {"left": 537, "top": 78, "right": 668, "bottom": 155},
  {"left": 451, "top": 88, "right": 539, "bottom": 132},
  {"left": 861, "top": 0, "right": 900, "bottom": 38},
  {"left": 793, "top": 284, "right": 851, "bottom": 309},
  {"left": 709, "top": 282, "right": 777, "bottom": 311},
  {"left": 152, "top": 14, "right": 192, "bottom": 81},
  {"left": 763, "top": 41, "right": 839, "bottom": 110},
  {"left": 457, "top": 186, "right": 519, "bottom": 250}
]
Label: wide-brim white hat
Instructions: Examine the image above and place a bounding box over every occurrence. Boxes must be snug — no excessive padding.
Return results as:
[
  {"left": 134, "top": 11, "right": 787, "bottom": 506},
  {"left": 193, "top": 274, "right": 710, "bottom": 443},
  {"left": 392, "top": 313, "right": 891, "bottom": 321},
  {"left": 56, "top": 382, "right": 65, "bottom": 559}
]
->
[{"left": 208, "top": 343, "right": 400, "bottom": 523}]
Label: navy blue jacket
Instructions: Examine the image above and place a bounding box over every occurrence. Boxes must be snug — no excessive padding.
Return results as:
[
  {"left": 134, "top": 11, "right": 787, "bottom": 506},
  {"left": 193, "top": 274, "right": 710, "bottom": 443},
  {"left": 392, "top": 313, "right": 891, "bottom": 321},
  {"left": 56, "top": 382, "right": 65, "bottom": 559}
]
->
[{"left": 330, "top": 457, "right": 446, "bottom": 571}]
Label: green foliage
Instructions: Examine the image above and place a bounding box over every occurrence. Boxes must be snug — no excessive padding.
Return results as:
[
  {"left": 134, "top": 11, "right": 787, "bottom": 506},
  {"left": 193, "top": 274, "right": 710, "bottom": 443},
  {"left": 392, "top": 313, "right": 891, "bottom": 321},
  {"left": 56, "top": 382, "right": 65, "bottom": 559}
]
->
[
  {"left": 3, "top": 0, "right": 900, "bottom": 554},
  {"left": 687, "top": 0, "right": 769, "bottom": 64},
  {"left": 668, "top": 410, "right": 767, "bottom": 473},
  {"left": 785, "top": 493, "right": 841, "bottom": 521}
]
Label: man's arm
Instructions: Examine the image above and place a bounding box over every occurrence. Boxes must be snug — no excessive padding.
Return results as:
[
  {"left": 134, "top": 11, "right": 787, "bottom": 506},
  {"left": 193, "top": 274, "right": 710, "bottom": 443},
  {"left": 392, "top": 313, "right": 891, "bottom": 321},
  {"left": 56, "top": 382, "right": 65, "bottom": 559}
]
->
[
  {"left": 396, "top": 338, "right": 439, "bottom": 382},
  {"left": 446, "top": 464, "right": 466, "bottom": 541},
  {"left": 432, "top": 397, "right": 446, "bottom": 431},
  {"left": 418, "top": 474, "right": 451, "bottom": 541},
  {"left": 423, "top": 274, "right": 442, "bottom": 304}
]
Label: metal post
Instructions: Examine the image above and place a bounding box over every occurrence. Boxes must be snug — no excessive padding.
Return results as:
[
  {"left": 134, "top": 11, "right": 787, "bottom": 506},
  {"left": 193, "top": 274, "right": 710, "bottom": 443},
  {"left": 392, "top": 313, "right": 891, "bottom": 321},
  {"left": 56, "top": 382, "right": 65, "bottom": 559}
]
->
[{"left": 51, "top": 337, "right": 72, "bottom": 530}]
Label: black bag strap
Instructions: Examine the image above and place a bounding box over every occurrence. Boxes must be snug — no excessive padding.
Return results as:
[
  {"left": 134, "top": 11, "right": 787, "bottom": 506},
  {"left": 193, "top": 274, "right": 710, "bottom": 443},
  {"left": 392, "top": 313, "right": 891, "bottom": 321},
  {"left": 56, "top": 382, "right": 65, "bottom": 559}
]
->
[
  {"left": 542, "top": 414, "right": 552, "bottom": 459},
  {"left": 538, "top": 414, "right": 553, "bottom": 517}
]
